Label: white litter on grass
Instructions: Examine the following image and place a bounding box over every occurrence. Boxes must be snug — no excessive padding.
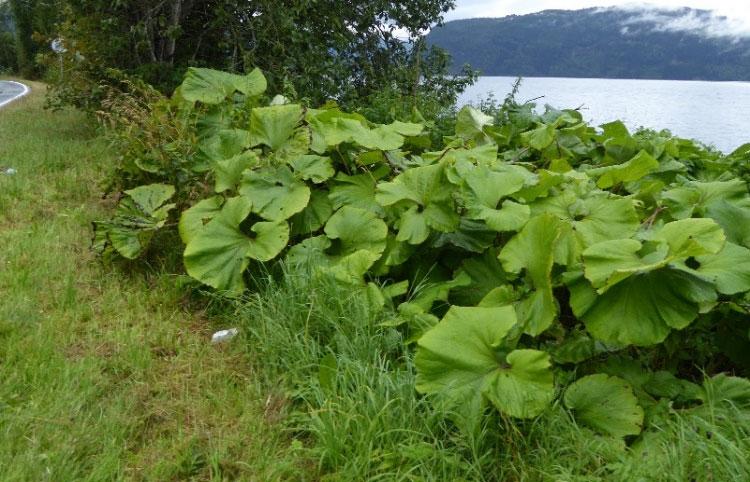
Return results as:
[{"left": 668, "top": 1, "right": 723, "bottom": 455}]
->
[
  {"left": 211, "top": 328, "right": 239, "bottom": 344},
  {"left": 3, "top": 168, "right": 16, "bottom": 175}
]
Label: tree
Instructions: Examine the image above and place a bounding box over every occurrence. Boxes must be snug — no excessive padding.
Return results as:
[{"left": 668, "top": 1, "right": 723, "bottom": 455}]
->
[
  {"left": 54, "top": 0, "right": 475, "bottom": 111},
  {"left": 7, "top": 0, "right": 58, "bottom": 77},
  {"left": 0, "top": 1, "right": 17, "bottom": 72}
]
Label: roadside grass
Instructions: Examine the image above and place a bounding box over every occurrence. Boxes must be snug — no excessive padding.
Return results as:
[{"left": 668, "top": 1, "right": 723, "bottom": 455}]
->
[{"left": 0, "top": 83, "right": 300, "bottom": 481}]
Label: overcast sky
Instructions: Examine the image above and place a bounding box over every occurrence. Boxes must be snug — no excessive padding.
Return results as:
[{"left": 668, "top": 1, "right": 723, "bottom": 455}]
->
[{"left": 446, "top": 1, "right": 750, "bottom": 28}]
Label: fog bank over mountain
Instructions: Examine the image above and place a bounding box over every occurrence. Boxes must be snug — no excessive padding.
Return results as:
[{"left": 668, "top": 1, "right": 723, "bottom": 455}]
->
[{"left": 427, "top": 7, "right": 750, "bottom": 80}]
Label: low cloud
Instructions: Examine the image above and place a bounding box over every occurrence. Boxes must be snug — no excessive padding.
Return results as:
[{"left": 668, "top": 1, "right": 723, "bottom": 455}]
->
[{"left": 599, "top": 4, "right": 750, "bottom": 39}]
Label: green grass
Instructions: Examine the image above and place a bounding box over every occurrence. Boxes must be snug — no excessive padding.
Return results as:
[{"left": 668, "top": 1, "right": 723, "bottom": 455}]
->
[
  {"left": 2, "top": 82, "right": 749, "bottom": 482},
  {"left": 0, "top": 83, "right": 301, "bottom": 481},
  {"left": 232, "top": 266, "right": 750, "bottom": 482}
]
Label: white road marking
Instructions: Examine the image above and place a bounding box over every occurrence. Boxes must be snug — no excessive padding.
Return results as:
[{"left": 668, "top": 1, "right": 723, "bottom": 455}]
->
[{"left": 0, "top": 81, "right": 30, "bottom": 108}]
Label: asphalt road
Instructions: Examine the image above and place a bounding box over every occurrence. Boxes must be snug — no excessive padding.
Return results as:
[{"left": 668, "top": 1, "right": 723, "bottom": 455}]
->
[{"left": 0, "top": 81, "right": 29, "bottom": 108}]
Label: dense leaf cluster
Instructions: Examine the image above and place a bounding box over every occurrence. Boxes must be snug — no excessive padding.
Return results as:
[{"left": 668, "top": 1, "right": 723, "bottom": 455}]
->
[{"left": 95, "top": 68, "right": 750, "bottom": 438}]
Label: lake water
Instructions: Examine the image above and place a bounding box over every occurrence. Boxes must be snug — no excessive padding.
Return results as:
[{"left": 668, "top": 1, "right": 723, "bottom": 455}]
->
[{"left": 458, "top": 77, "right": 750, "bottom": 153}]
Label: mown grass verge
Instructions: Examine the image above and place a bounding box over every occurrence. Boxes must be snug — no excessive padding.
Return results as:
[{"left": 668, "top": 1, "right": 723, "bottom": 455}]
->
[
  {"left": 0, "top": 83, "right": 300, "bottom": 481},
  {"left": 1, "top": 82, "right": 749, "bottom": 482}
]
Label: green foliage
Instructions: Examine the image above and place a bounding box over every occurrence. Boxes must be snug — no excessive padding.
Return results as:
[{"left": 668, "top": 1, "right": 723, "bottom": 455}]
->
[
  {"left": 0, "top": 2, "right": 16, "bottom": 73},
  {"left": 6, "top": 0, "right": 59, "bottom": 78},
  {"left": 564, "top": 374, "right": 644, "bottom": 437},
  {"left": 93, "top": 183, "right": 175, "bottom": 260},
  {"left": 48, "top": 0, "right": 475, "bottom": 118},
  {"left": 98, "top": 67, "right": 750, "bottom": 439}
]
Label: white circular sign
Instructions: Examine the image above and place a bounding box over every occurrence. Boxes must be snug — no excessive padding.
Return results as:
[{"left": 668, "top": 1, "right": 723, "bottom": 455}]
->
[{"left": 51, "top": 38, "right": 67, "bottom": 54}]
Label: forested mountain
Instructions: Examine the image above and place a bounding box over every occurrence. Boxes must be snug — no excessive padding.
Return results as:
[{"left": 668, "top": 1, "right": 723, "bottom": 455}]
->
[{"left": 427, "top": 7, "right": 750, "bottom": 80}]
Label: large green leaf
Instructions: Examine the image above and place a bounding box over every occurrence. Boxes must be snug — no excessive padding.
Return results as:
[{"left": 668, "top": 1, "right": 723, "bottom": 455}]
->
[
  {"left": 178, "top": 196, "right": 224, "bottom": 244},
  {"left": 455, "top": 106, "right": 493, "bottom": 142},
  {"left": 93, "top": 184, "right": 175, "bottom": 260},
  {"left": 569, "top": 268, "right": 717, "bottom": 346},
  {"left": 183, "top": 197, "right": 289, "bottom": 292},
  {"left": 695, "top": 242, "right": 750, "bottom": 295},
  {"left": 662, "top": 180, "right": 750, "bottom": 247},
  {"left": 587, "top": 150, "right": 659, "bottom": 188},
  {"left": 650, "top": 217, "right": 725, "bottom": 258},
  {"left": 289, "top": 155, "right": 335, "bottom": 183},
  {"left": 308, "top": 109, "right": 418, "bottom": 151},
  {"left": 499, "top": 214, "right": 562, "bottom": 335},
  {"left": 453, "top": 161, "right": 531, "bottom": 231},
  {"left": 324, "top": 206, "right": 387, "bottom": 256},
  {"left": 376, "top": 163, "right": 459, "bottom": 242},
  {"left": 564, "top": 374, "right": 644, "bottom": 437},
  {"left": 239, "top": 166, "right": 311, "bottom": 221},
  {"left": 181, "top": 67, "right": 266, "bottom": 104},
  {"left": 249, "top": 104, "right": 304, "bottom": 151},
  {"left": 415, "top": 305, "right": 554, "bottom": 420},
  {"left": 290, "top": 190, "right": 333, "bottom": 236},
  {"left": 214, "top": 151, "right": 259, "bottom": 192},
  {"left": 521, "top": 123, "right": 556, "bottom": 150},
  {"left": 531, "top": 191, "right": 640, "bottom": 252},
  {"left": 582, "top": 218, "right": 726, "bottom": 293},
  {"left": 328, "top": 171, "right": 385, "bottom": 214}
]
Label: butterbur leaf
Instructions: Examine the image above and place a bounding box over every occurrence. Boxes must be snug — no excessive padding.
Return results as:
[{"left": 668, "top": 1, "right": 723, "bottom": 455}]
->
[
  {"left": 531, "top": 192, "right": 640, "bottom": 250},
  {"left": 289, "top": 155, "right": 335, "bottom": 183},
  {"left": 582, "top": 239, "right": 662, "bottom": 291},
  {"left": 451, "top": 249, "right": 508, "bottom": 305},
  {"left": 93, "top": 184, "right": 176, "bottom": 260},
  {"left": 309, "top": 110, "right": 413, "bottom": 150},
  {"left": 290, "top": 190, "right": 333, "bottom": 236},
  {"left": 214, "top": 151, "right": 259, "bottom": 192},
  {"left": 651, "top": 218, "right": 725, "bottom": 258},
  {"left": 521, "top": 123, "right": 556, "bottom": 150},
  {"left": 199, "top": 129, "right": 252, "bottom": 161},
  {"left": 181, "top": 67, "right": 267, "bottom": 104},
  {"left": 125, "top": 184, "right": 175, "bottom": 215},
  {"left": 179, "top": 196, "right": 224, "bottom": 244},
  {"left": 286, "top": 235, "right": 331, "bottom": 266},
  {"left": 455, "top": 106, "right": 493, "bottom": 142},
  {"left": 239, "top": 166, "right": 311, "bottom": 221},
  {"left": 588, "top": 150, "right": 659, "bottom": 188},
  {"left": 183, "top": 197, "right": 289, "bottom": 292},
  {"left": 395, "top": 206, "right": 430, "bottom": 244},
  {"left": 328, "top": 171, "right": 385, "bottom": 214},
  {"left": 376, "top": 162, "right": 449, "bottom": 207},
  {"left": 324, "top": 206, "right": 387, "bottom": 256},
  {"left": 569, "top": 268, "right": 717, "bottom": 346},
  {"left": 695, "top": 242, "right": 750, "bottom": 295},
  {"left": 249, "top": 104, "right": 304, "bottom": 151},
  {"left": 564, "top": 374, "right": 644, "bottom": 437},
  {"left": 416, "top": 305, "right": 554, "bottom": 420},
  {"left": 481, "top": 200, "right": 531, "bottom": 232},
  {"left": 481, "top": 349, "right": 555, "bottom": 419},
  {"left": 499, "top": 214, "right": 562, "bottom": 335}
]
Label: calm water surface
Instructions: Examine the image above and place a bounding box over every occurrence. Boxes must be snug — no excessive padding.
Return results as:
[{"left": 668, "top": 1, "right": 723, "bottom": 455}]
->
[{"left": 459, "top": 77, "right": 750, "bottom": 153}]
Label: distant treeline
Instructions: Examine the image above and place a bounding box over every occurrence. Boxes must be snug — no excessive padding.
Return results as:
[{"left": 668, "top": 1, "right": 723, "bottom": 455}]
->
[{"left": 427, "top": 8, "right": 750, "bottom": 81}]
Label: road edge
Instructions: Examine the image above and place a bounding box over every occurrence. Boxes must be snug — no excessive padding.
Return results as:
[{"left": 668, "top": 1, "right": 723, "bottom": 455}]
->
[{"left": 0, "top": 81, "right": 30, "bottom": 109}]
